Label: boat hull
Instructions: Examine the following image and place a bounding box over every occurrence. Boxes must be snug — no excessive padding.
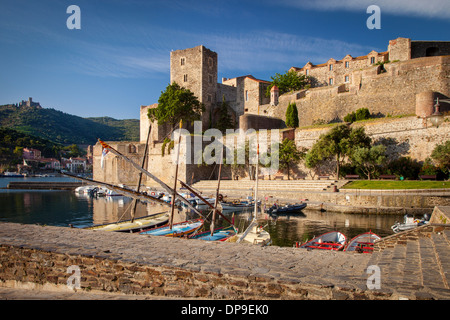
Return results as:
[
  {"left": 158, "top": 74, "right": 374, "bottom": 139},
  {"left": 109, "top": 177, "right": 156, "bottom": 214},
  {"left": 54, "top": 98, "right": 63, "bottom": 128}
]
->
[
  {"left": 266, "top": 203, "right": 307, "bottom": 215},
  {"left": 189, "top": 226, "right": 236, "bottom": 241},
  {"left": 298, "top": 231, "right": 347, "bottom": 251},
  {"left": 140, "top": 219, "right": 204, "bottom": 237},
  {"left": 344, "top": 232, "right": 381, "bottom": 253},
  {"left": 85, "top": 212, "right": 169, "bottom": 233}
]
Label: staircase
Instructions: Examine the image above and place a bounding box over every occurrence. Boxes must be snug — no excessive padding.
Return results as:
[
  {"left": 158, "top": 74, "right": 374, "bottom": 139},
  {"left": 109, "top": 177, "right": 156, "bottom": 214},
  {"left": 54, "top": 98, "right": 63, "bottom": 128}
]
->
[
  {"left": 191, "top": 179, "right": 339, "bottom": 193},
  {"left": 365, "top": 224, "right": 450, "bottom": 299}
]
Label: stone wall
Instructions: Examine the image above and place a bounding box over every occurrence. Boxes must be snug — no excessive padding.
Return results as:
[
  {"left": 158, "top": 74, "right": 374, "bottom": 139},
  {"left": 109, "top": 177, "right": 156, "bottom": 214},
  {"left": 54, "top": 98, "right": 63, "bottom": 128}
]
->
[
  {"left": 239, "top": 114, "right": 285, "bottom": 132},
  {"left": 264, "top": 56, "right": 450, "bottom": 127}
]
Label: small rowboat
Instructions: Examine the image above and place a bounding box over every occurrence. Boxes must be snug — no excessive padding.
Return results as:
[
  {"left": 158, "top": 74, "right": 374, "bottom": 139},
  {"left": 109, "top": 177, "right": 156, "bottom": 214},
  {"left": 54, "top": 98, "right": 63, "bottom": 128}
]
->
[
  {"left": 344, "top": 231, "right": 381, "bottom": 253},
  {"left": 189, "top": 225, "right": 236, "bottom": 241},
  {"left": 297, "top": 231, "right": 347, "bottom": 251},
  {"left": 140, "top": 219, "right": 204, "bottom": 237},
  {"left": 85, "top": 212, "right": 169, "bottom": 233}
]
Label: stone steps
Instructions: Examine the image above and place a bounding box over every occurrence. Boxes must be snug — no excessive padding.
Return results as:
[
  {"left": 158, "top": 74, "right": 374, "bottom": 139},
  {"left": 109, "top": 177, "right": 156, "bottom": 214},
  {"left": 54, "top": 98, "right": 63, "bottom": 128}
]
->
[
  {"left": 191, "top": 179, "right": 338, "bottom": 192},
  {"left": 368, "top": 225, "right": 450, "bottom": 299}
]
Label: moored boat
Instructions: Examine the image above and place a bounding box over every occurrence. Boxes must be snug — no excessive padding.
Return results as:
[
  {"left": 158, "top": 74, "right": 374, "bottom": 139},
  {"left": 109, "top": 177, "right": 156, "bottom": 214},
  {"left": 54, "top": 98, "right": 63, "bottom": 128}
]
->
[
  {"left": 344, "top": 231, "right": 381, "bottom": 253},
  {"left": 219, "top": 201, "right": 256, "bottom": 213},
  {"left": 84, "top": 212, "right": 169, "bottom": 233},
  {"left": 189, "top": 225, "right": 236, "bottom": 241},
  {"left": 391, "top": 214, "right": 430, "bottom": 233},
  {"left": 228, "top": 219, "right": 272, "bottom": 246},
  {"left": 266, "top": 203, "right": 307, "bottom": 215},
  {"left": 140, "top": 219, "right": 204, "bottom": 237},
  {"left": 297, "top": 231, "right": 347, "bottom": 251}
]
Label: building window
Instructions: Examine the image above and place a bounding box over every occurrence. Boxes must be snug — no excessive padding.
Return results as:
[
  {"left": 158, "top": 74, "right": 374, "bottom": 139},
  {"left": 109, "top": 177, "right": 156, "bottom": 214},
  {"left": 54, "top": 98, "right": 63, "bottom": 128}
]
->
[
  {"left": 345, "top": 61, "right": 349, "bottom": 68},
  {"left": 305, "top": 69, "right": 309, "bottom": 76},
  {"left": 208, "top": 57, "right": 213, "bottom": 67},
  {"left": 329, "top": 64, "right": 333, "bottom": 71},
  {"left": 209, "top": 74, "right": 213, "bottom": 84},
  {"left": 345, "top": 75, "right": 349, "bottom": 83},
  {"left": 181, "top": 58, "right": 185, "bottom": 66},
  {"left": 183, "top": 74, "right": 188, "bottom": 82},
  {"left": 245, "top": 90, "right": 249, "bottom": 101},
  {"left": 329, "top": 78, "right": 334, "bottom": 85},
  {"left": 207, "top": 94, "right": 212, "bottom": 102},
  {"left": 370, "top": 57, "right": 375, "bottom": 64}
]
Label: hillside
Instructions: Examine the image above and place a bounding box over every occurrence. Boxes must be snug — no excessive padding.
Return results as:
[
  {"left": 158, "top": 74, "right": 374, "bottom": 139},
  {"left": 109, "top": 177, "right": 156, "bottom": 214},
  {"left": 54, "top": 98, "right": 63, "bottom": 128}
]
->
[{"left": 0, "top": 105, "right": 139, "bottom": 145}]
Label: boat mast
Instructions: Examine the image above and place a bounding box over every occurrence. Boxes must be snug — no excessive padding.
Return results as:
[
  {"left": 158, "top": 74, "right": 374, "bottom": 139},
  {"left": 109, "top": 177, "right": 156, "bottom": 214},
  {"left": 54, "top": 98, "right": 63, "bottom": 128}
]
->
[
  {"left": 131, "top": 125, "right": 151, "bottom": 222},
  {"left": 169, "top": 121, "right": 183, "bottom": 230},
  {"left": 253, "top": 141, "right": 259, "bottom": 220},
  {"left": 178, "top": 180, "right": 234, "bottom": 227},
  {"left": 210, "top": 149, "right": 223, "bottom": 236},
  {"left": 97, "top": 139, "right": 207, "bottom": 220}
]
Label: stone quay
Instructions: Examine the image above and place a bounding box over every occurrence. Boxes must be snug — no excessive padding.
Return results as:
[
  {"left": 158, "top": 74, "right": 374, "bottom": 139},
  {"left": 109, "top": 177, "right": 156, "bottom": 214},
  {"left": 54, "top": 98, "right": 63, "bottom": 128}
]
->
[{"left": 0, "top": 207, "right": 449, "bottom": 300}]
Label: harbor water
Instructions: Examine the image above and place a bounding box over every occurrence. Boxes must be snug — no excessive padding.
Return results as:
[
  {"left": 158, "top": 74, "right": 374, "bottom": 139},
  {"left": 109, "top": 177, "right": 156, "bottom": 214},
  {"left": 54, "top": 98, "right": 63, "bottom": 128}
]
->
[{"left": 0, "top": 177, "right": 402, "bottom": 247}]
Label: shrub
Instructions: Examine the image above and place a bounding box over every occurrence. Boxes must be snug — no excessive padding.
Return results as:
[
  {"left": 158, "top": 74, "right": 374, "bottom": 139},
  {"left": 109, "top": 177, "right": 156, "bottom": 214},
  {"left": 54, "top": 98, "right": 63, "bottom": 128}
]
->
[{"left": 344, "top": 108, "right": 371, "bottom": 123}]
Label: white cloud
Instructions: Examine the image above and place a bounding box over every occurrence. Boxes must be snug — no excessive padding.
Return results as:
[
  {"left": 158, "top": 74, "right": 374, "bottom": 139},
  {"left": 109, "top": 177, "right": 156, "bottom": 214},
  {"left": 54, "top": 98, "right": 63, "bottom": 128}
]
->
[{"left": 276, "top": 0, "right": 450, "bottom": 19}]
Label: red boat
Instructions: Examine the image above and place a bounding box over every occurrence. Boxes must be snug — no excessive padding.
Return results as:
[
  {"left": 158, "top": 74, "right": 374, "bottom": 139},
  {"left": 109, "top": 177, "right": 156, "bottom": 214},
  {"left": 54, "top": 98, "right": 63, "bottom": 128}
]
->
[
  {"left": 296, "top": 231, "right": 347, "bottom": 251},
  {"left": 343, "top": 231, "right": 381, "bottom": 253}
]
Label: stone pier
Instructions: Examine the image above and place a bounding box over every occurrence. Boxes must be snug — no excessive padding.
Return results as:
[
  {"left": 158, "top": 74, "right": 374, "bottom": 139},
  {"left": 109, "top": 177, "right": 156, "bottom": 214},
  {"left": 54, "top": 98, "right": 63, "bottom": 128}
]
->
[{"left": 0, "top": 207, "right": 449, "bottom": 300}]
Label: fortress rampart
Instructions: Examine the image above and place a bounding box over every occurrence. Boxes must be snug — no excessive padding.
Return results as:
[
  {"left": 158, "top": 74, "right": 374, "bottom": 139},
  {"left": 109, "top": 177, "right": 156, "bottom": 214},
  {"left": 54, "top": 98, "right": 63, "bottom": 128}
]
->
[{"left": 262, "top": 55, "right": 450, "bottom": 126}]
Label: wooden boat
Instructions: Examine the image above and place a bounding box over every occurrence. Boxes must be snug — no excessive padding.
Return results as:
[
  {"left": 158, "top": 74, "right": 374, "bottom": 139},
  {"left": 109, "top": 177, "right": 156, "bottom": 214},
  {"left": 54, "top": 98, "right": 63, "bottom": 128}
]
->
[
  {"left": 85, "top": 212, "right": 169, "bottom": 233},
  {"left": 266, "top": 203, "right": 307, "bottom": 215},
  {"left": 140, "top": 219, "right": 204, "bottom": 237},
  {"left": 297, "top": 231, "right": 347, "bottom": 251},
  {"left": 344, "top": 231, "right": 381, "bottom": 253},
  {"left": 189, "top": 225, "right": 236, "bottom": 241},
  {"left": 220, "top": 201, "right": 256, "bottom": 213}
]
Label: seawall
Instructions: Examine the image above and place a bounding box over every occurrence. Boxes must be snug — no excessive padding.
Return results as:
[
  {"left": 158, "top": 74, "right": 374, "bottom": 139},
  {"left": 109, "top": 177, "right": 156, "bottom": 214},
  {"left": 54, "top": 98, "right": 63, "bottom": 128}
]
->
[{"left": 0, "top": 222, "right": 388, "bottom": 300}]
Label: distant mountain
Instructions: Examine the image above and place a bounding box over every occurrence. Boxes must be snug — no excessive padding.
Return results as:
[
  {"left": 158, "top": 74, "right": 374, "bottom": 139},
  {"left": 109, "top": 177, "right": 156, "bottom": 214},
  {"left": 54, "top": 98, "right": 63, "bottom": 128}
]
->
[{"left": 0, "top": 104, "right": 139, "bottom": 145}]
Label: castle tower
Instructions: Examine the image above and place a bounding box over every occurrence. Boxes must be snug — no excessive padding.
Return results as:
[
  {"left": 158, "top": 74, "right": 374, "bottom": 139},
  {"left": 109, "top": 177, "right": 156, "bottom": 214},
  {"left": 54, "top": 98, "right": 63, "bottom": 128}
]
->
[
  {"left": 170, "top": 45, "right": 218, "bottom": 128},
  {"left": 270, "top": 85, "right": 279, "bottom": 106}
]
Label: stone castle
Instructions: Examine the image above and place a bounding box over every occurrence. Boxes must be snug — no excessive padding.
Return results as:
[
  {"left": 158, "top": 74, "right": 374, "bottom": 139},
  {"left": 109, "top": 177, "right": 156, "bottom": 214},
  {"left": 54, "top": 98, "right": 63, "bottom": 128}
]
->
[{"left": 94, "top": 37, "right": 449, "bottom": 187}]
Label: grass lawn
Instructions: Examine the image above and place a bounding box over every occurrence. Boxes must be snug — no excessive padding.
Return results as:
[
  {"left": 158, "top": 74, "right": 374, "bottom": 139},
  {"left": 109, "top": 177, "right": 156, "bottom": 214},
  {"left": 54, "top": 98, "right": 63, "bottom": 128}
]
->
[{"left": 342, "top": 180, "right": 450, "bottom": 189}]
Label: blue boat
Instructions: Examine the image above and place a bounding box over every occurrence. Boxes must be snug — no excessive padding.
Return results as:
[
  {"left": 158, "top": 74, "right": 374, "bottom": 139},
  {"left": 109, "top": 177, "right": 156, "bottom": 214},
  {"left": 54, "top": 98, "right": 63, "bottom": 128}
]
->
[
  {"left": 140, "top": 219, "right": 204, "bottom": 237},
  {"left": 189, "top": 226, "right": 236, "bottom": 241}
]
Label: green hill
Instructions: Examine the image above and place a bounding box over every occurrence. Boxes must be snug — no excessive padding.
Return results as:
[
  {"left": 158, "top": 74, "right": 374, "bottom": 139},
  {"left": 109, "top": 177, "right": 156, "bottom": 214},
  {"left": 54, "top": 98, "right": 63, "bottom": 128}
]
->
[{"left": 0, "top": 105, "right": 139, "bottom": 145}]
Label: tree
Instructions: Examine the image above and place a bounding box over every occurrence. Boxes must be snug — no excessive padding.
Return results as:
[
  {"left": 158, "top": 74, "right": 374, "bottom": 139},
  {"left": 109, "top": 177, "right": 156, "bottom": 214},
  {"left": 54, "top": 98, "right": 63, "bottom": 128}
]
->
[
  {"left": 305, "top": 124, "right": 371, "bottom": 178},
  {"left": 266, "top": 70, "right": 311, "bottom": 97},
  {"left": 431, "top": 140, "right": 450, "bottom": 176},
  {"left": 285, "top": 102, "right": 299, "bottom": 128},
  {"left": 351, "top": 145, "right": 386, "bottom": 180},
  {"left": 215, "top": 95, "right": 234, "bottom": 133},
  {"left": 148, "top": 82, "right": 204, "bottom": 128},
  {"left": 276, "top": 138, "right": 304, "bottom": 180}
]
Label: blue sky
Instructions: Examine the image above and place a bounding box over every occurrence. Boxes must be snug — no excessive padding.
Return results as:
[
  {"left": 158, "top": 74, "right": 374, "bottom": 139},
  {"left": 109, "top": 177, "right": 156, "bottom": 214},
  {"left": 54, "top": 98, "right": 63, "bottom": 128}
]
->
[{"left": 1, "top": 0, "right": 449, "bottom": 120}]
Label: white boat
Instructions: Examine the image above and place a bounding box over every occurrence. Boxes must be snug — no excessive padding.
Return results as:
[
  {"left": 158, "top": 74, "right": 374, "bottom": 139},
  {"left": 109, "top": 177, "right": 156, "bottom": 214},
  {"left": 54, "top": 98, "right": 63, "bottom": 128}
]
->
[
  {"left": 228, "top": 219, "right": 271, "bottom": 246},
  {"left": 391, "top": 214, "right": 430, "bottom": 233},
  {"left": 193, "top": 197, "right": 216, "bottom": 210},
  {"left": 74, "top": 185, "right": 96, "bottom": 194},
  {"left": 297, "top": 231, "right": 347, "bottom": 251},
  {"left": 220, "top": 201, "right": 257, "bottom": 213}
]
